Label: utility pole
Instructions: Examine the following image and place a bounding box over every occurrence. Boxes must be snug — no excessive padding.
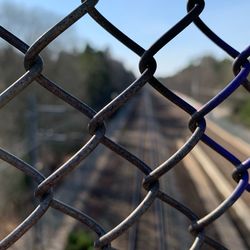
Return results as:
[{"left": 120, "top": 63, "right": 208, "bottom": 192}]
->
[
  {"left": 27, "top": 94, "right": 44, "bottom": 250},
  {"left": 25, "top": 99, "right": 81, "bottom": 249}
]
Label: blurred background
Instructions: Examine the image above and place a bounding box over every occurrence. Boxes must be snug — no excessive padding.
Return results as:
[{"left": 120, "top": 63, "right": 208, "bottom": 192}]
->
[{"left": 0, "top": 1, "right": 250, "bottom": 250}]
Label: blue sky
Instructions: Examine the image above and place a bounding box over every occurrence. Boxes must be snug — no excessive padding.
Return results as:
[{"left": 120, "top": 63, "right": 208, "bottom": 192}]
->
[{"left": 1, "top": 0, "right": 249, "bottom": 77}]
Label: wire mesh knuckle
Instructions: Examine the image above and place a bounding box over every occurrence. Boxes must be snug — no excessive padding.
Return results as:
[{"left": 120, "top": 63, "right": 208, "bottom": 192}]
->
[
  {"left": 232, "top": 46, "right": 250, "bottom": 91},
  {"left": 24, "top": 53, "right": 44, "bottom": 71},
  {"left": 232, "top": 159, "right": 250, "bottom": 190},
  {"left": 142, "top": 175, "right": 158, "bottom": 191},
  {"left": 81, "top": 0, "right": 99, "bottom": 9},
  {"left": 139, "top": 54, "right": 157, "bottom": 74},
  {"left": 232, "top": 46, "right": 250, "bottom": 75},
  {"left": 0, "top": 0, "right": 249, "bottom": 249},
  {"left": 188, "top": 112, "right": 206, "bottom": 132},
  {"left": 187, "top": 0, "right": 205, "bottom": 12},
  {"left": 88, "top": 116, "right": 107, "bottom": 135}
]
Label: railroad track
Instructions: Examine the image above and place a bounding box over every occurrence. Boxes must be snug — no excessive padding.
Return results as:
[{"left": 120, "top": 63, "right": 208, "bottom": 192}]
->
[
  {"left": 8, "top": 88, "right": 250, "bottom": 250},
  {"left": 150, "top": 90, "right": 250, "bottom": 249},
  {"left": 48, "top": 88, "right": 250, "bottom": 249},
  {"left": 128, "top": 89, "right": 167, "bottom": 250},
  {"left": 127, "top": 88, "right": 195, "bottom": 250},
  {"left": 178, "top": 93, "right": 250, "bottom": 248},
  {"left": 176, "top": 127, "right": 250, "bottom": 249}
]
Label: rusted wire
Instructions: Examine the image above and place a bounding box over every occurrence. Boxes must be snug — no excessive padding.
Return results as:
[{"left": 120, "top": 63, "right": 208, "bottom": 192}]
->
[{"left": 0, "top": 0, "right": 249, "bottom": 249}]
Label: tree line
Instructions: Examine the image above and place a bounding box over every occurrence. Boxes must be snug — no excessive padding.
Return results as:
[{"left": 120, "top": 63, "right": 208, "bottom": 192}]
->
[
  {"left": 161, "top": 55, "right": 249, "bottom": 127},
  {"left": 0, "top": 44, "right": 135, "bottom": 153},
  {"left": 0, "top": 44, "right": 135, "bottom": 223}
]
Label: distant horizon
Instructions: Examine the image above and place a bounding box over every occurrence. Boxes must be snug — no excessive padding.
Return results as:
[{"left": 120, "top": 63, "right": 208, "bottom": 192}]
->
[
  {"left": 0, "top": 38, "right": 232, "bottom": 80},
  {"left": 0, "top": 0, "right": 249, "bottom": 77}
]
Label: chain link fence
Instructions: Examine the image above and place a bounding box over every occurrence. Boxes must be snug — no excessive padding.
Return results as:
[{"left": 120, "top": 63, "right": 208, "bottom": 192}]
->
[{"left": 0, "top": 0, "right": 250, "bottom": 249}]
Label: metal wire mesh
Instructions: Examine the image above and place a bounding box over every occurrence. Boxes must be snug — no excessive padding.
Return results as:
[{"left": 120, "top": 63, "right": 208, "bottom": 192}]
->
[{"left": 0, "top": 0, "right": 250, "bottom": 249}]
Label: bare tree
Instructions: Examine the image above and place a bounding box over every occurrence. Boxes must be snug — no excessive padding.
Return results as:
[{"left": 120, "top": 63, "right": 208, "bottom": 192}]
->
[{"left": 0, "top": 1, "right": 78, "bottom": 52}]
